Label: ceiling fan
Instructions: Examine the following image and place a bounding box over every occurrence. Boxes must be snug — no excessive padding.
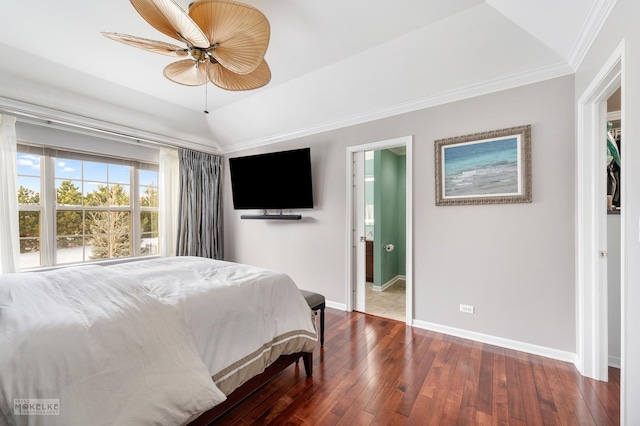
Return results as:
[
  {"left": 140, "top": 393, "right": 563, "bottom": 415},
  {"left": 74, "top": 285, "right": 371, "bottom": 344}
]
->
[{"left": 103, "top": 0, "right": 271, "bottom": 91}]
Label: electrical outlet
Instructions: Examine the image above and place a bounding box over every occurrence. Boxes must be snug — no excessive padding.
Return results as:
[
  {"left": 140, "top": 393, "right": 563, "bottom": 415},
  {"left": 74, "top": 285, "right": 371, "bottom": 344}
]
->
[{"left": 460, "top": 304, "right": 474, "bottom": 314}]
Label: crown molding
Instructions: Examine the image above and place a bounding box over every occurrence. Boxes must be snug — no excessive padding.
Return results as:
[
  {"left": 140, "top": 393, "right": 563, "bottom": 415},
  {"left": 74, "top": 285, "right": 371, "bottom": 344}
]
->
[
  {"left": 221, "top": 61, "right": 573, "bottom": 154},
  {"left": 567, "top": 0, "right": 618, "bottom": 70}
]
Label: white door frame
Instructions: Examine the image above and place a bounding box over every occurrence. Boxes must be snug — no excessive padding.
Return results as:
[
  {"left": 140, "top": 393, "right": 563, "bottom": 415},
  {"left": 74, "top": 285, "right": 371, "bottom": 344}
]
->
[
  {"left": 576, "top": 39, "right": 626, "bottom": 388},
  {"left": 353, "top": 150, "right": 366, "bottom": 312},
  {"left": 345, "top": 135, "right": 413, "bottom": 324}
]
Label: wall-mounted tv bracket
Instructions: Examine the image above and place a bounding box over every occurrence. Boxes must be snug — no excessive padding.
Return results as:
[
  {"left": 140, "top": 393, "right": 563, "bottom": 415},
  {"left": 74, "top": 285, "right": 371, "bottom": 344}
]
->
[{"left": 240, "top": 209, "right": 302, "bottom": 220}]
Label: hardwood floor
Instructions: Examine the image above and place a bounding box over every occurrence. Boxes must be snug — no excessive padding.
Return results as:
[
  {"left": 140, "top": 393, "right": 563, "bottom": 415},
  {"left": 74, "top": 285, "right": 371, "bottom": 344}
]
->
[{"left": 214, "top": 308, "right": 620, "bottom": 425}]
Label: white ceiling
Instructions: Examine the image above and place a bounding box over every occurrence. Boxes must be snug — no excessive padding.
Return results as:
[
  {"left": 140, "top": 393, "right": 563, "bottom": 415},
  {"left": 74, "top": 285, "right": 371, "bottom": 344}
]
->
[{"left": 0, "top": 0, "right": 605, "bottom": 153}]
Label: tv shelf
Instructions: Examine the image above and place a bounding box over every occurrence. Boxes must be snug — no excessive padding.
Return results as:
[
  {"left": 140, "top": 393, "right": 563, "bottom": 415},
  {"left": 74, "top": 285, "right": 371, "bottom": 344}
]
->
[{"left": 241, "top": 214, "right": 302, "bottom": 220}]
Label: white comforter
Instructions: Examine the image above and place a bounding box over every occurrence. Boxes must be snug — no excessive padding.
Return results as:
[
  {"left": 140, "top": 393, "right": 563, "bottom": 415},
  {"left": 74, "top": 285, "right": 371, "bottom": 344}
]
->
[
  {"left": 0, "top": 257, "right": 317, "bottom": 425},
  {"left": 0, "top": 264, "right": 226, "bottom": 426},
  {"left": 108, "top": 257, "right": 318, "bottom": 394}
]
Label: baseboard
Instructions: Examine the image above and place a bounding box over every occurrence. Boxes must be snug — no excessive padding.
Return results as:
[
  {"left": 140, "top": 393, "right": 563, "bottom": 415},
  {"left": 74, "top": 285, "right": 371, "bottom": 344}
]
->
[
  {"left": 324, "top": 303, "right": 576, "bottom": 364},
  {"left": 609, "top": 355, "right": 621, "bottom": 369},
  {"left": 325, "top": 300, "right": 346, "bottom": 311},
  {"left": 372, "top": 275, "right": 405, "bottom": 292},
  {"left": 412, "top": 320, "right": 577, "bottom": 364}
]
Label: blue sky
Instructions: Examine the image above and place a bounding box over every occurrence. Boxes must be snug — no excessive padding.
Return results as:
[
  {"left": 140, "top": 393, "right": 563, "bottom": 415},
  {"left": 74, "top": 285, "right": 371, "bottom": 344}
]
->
[
  {"left": 16, "top": 153, "right": 41, "bottom": 194},
  {"left": 17, "top": 153, "right": 157, "bottom": 194},
  {"left": 139, "top": 169, "right": 158, "bottom": 187}
]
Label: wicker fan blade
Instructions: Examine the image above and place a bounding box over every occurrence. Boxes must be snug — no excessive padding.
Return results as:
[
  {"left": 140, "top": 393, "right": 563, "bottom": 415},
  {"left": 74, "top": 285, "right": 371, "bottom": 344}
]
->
[
  {"left": 102, "top": 32, "right": 188, "bottom": 57},
  {"left": 163, "top": 59, "right": 209, "bottom": 86},
  {"left": 207, "top": 59, "right": 270, "bottom": 91},
  {"left": 189, "top": 0, "right": 270, "bottom": 75},
  {"left": 130, "top": 0, "right": 209, "bottom": 48}
]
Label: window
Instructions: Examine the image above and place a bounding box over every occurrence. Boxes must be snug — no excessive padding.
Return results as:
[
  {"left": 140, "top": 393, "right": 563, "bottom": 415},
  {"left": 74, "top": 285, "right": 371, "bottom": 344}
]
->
[
  {"left": 16, "top": 147, "right": 159, "bottom": 269},
  {"left": 55, "top": 158, "right": 133, "bottom": 263},
  {"left": 139, "top": 169, "right": 159, "bottom": 256},
  {"left": 17, "top": 153, "right": 42, "bottom": 269}
]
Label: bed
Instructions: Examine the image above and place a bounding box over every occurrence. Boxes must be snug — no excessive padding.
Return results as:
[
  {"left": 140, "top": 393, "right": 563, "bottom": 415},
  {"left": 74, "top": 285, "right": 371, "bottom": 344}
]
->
[{"left": 0, "top": 256, "right": 317, "bottom": 425}]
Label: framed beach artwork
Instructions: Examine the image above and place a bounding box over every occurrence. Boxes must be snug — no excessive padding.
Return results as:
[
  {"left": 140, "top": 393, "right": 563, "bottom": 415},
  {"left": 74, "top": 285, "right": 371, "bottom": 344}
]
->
[{"left": 434, "top": 125, "right": 532, "bottom": 206}]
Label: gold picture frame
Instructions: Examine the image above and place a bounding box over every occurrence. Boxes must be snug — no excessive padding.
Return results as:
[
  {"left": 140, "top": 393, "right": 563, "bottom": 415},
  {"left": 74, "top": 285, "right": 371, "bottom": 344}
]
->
[{"left": 435, "top": 125, "right": 532, "bottom": 206}]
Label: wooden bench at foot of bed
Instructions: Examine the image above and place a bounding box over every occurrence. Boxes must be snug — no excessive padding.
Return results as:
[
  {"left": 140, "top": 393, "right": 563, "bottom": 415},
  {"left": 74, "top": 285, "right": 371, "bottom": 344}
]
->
[{"left": 189, "top": 352, "right": 313, "bottom": 425}]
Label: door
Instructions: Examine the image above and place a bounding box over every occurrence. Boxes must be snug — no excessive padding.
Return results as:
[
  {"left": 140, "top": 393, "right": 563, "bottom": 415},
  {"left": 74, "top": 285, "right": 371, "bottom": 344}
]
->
[
  {"left": 576, "top": 43, "right": 624, "bottom": 382},
  {"left": 347, "top": 136, "right": 413, "bottom": 324},
  {"left": 353, "top": 150, "right": 366, "bottom": 312}
]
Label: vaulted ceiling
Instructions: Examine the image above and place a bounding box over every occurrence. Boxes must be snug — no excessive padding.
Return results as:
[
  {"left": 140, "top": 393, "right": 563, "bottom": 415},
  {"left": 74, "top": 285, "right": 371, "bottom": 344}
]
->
[{"left": 0, "top": 0, "right": 606, "bottom": 153}]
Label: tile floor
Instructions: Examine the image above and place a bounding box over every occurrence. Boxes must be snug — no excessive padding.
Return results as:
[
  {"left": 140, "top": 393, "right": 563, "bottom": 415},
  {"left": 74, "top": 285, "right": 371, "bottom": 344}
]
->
[{"left": 365, "top": 279, "right": 406, "bottom": 322}]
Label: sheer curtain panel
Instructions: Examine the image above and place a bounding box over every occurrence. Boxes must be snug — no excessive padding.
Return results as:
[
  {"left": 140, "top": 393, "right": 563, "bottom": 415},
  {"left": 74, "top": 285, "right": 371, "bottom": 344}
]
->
[
  {"left": 159, "top": 148, "right": 179, "bottom": 257},
  {"left": 0, "top": 115, "right": 20, "bottom": 273},
  {"left": 176, "top": 149, "right": 223, "bottom": 259}
]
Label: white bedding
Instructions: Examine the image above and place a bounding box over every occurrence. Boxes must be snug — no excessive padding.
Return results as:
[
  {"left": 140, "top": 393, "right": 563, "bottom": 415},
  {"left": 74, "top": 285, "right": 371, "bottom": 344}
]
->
[
  {"left": 108, "top": 256, "right": 318, "bottom": 394},
  {"left": 0, "top": 257, "right": 317, "bottom": 425},
  {"left": 0, "top": 264, "right": 226, "bottom": 426}
]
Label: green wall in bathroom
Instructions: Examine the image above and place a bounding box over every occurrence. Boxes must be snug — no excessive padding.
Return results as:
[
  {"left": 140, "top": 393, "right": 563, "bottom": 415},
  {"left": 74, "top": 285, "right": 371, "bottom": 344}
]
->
[{"left": 373, "top": 149, "right": 406, "bottom": 288}]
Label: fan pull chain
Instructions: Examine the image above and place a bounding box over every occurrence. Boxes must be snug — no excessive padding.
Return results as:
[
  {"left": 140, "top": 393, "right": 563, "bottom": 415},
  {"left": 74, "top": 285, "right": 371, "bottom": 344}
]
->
[{"left": 204, "top": 83, "right": 209, "bottom": 114}]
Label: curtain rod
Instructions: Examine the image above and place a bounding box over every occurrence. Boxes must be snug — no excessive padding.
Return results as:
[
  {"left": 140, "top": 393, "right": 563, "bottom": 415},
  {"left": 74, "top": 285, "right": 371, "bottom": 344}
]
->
[{"left": 0, "top": 97, "right": 221, "bottom": 156}]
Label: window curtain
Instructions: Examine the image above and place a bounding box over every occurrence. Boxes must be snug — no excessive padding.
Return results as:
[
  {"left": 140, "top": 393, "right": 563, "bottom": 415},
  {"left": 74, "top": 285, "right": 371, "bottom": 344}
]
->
[
  {"left": 159, "top": 148, "right": 179, "bottom": 257},
  {"left": 0, "top": 115, "right": 20, "bottom": 274},
  {"left": 176, "top": 149, "right": 223, "bottom": 259}
]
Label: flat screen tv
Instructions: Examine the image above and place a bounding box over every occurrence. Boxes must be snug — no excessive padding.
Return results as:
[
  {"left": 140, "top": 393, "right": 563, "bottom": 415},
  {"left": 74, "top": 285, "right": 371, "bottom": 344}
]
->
[{"left": 229, "top": 148, "right": 313, "bottom": 210}]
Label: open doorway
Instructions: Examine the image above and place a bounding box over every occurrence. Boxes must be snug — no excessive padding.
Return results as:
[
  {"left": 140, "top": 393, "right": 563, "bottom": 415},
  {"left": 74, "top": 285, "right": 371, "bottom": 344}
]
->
[
  {"left": 345, "top": 136, "right": 413, "bottom": 324},
  {"left": 576, "top": 40, "right": 625, "bottom": 393},
  {"left": 362, "top": 148, "right": 407, "bottom": 321},
  {"left": 606, "top": 87, "right": 622, "bottom": 373}
]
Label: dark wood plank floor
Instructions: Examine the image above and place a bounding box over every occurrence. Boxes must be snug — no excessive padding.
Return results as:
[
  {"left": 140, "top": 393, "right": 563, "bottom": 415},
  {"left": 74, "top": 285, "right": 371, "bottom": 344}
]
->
[{"left": 214, "top": 308, "right": 620, "bottom": 425}]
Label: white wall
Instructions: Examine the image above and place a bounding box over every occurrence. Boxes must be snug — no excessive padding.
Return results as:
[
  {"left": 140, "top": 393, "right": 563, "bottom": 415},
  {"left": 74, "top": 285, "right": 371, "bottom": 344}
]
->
[
  {"left": 574, "top": 0, "right": 640, "bottom": 423},
  {"left": 224, "top": 75, "right": 576, "bottom": 355},
  {"left": 0, "top": 42, "right": 218, "bottom": 154},
  {"left": 16, "top": 122, "right": 159, "bottom": 163}
]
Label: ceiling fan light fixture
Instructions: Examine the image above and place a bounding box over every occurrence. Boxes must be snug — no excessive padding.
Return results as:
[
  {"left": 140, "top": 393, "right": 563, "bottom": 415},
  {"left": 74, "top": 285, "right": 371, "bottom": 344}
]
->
[
  {"left": 102, "top": 32, "right": 189, "bottom": 57},
  {"left": 163, "top": 59, "right": 209, "bottom": 86},
  {"left": 130, "top": 0, "right": 209, "bottom": 47},
  {"left": 188, "top": 0, "right": 270, "bottom": 75},
  {"left": 207, "top": 58, "right": 270, "bottom": 91},
  {"left": 104, "top": 0, "right": 271, "bottom": 92}
]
